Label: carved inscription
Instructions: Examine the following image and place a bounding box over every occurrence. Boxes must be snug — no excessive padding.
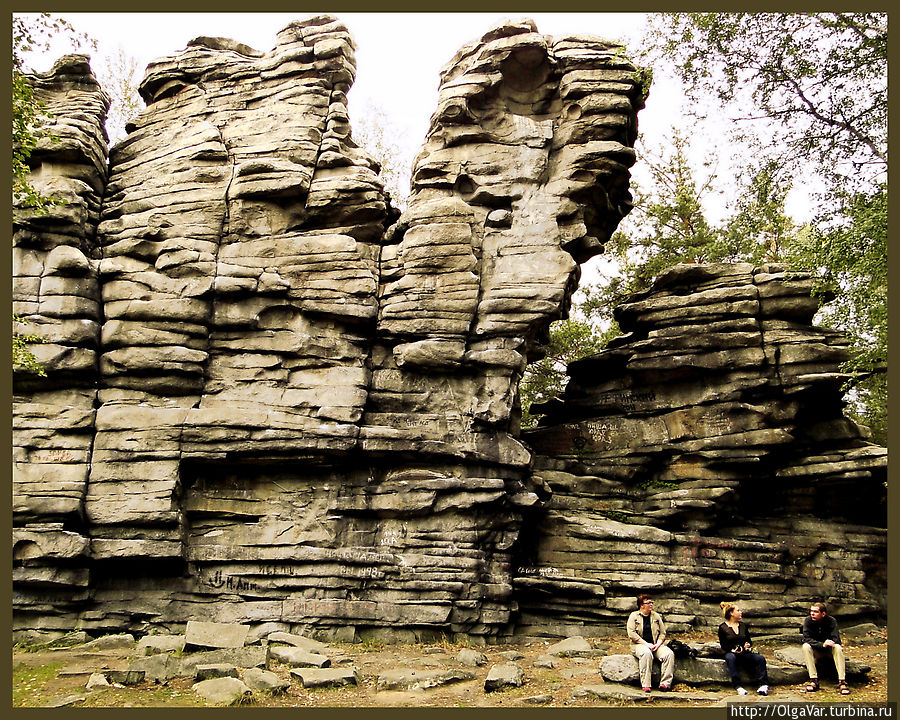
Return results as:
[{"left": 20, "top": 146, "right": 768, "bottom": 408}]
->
[{"left": 596, "top": 389, "right": 657, "bottom": 413}]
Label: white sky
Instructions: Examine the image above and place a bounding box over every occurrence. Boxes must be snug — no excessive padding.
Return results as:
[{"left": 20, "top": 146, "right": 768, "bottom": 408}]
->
[
  {"left": 24, "top": 13, "right": 678, "bottom": 158},
  {"left": 17, "top": 12, "right": 815, "bottom": 286}
]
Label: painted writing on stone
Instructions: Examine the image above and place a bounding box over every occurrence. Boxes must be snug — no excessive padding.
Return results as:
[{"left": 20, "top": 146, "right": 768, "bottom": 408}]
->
[
  {"left": 596, "top": 389, "right": 657, "bottom": 413},
  {"left": 30, "top": 449, "right": 76, "bottom": 463},
  {"left": 257, "top": 564, "right": 383, "bottom": 579},
  {"left": 516, "top": 566, "right": 560, "bottom": 576},
  {"left": 202, "top": 569, "right": 257, "bottom": 592}
]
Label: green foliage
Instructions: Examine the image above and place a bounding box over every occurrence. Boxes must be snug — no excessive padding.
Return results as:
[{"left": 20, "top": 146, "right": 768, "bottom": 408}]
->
[
  {"left": 633, "top": 66, "right": 653, "bottom": 102},
  {"left": 527, "top": 14, "right": 888, "bottom": 441},
  {"left": 13, "top": 14, "right": 95, "bottom": 378},
  {"left": 13, "top": 14, "right": 94, "bottom": 211},
  {"left": 581, "top": 131, "right": 802, "bottom": 321},
  {"left": 785, "top": 186, "right": 887, "bottom": 444},
  {"left": 519, "top": 317, "right": 604, "bottom": 429},
  {"left": 12, "top": 314, "right": 46, "bottom": 377},
  {"left": 641, "top": 13, "right": 887, "bottom": 444},
  {"left": 637, "top": 479, "right": 679, "bottom": 491},
  {"left": 598, "top": 510, "right": 634, "bottom": 524},
  {"left": 352, "top": 100, "right": 411, "bottom": 210},
  {"left": 645, "top": 13, "right": 887, "bottom": 189},
  {"left": 95, "top": 47, "right": 144, "bottom": 145},
  {"left": 13, "top": 18, "right": 51, "bottom": 213},
  {"left": 12, "top": 662, "right": 64, "bottom": 706}
]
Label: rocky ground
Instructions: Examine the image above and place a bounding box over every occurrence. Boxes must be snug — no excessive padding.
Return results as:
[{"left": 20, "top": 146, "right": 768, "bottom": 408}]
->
[{"left": 12, "top": 626, "right": 887, "bottom": 708}]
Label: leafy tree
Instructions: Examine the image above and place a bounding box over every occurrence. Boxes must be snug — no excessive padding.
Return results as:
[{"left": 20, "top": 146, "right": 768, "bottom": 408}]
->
[
  {"left": 519, "top": 316, "right": 606, "bottom": 429},
  {"left": 12, "top": 13, "right": 92, "bottom": 376},
  {"left": 785, "top": 185, "right": 887, "bottom": 444},
  {"left": 644, "top": 13, "right": 887, "bottom": 190},
  {"left": 12, "top": 315, "right": 46, "bottom": 377},
  {"left": 520, "top": 131, "right": 801, "bottom": 428},
  {"left": 643, "top": 12, "right": 887, "bottom": 442},
  {"left": 94, "top": 47, "right": 144, "bottom": 145},
  {"left": 580, "top": 131, "right": 799, "bottom": 327},
  {"left": 351, "top": 100, "right": 412, "bottom": 210}
]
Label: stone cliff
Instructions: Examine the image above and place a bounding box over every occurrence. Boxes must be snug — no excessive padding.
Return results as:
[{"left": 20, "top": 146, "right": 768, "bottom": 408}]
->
[
  {"left": 12, "top": 16, "right": 885, "bottom": 643},
  {"left": 521, "top": 263, "right": 886, "bottom": 637}
]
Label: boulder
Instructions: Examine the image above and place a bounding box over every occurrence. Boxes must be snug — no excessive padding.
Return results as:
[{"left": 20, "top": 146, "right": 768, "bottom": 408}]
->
[
  {"left": 135, "top": 635, "right": 186, "bottom": 656},
  {"left": 105, "top": 670, "right": 145, "bottom": 685},
  {"left": 599, "top": 654, "right": 639, "bottom": 684},
  {"left": 497, "top": 650, "right": 525, "bottom": 661},
  {"left": 241, "top": 667, "right": 290, "bottom": 694},
  {"left": 268, "top": 646, "right": 330, "bottom": 668},
  {"left": 456, "top": 649, "right": 488, "bottom": 667},
  {"left": 178, "top": 646, "right": 269, "bottom": 675},
  {"left": 82, "top": 634, "right": 136, "bottom": 650},
  {"left": 376, "top": 668, "right": 475, "bottom": 691},
  {"left": 774, "top": 647, "right": 871, "bottom": 679},
  {"left": 523, "top": 693, "right": 553, "bottom": 704},
  {"left": 130, "top": 653, "right": 182, "bottom": 683},
  {"left": 291, "top": 667, "right": 361, "bottom": 688},
  {"left": 192, "top": 677, "right": 253, "bottom": 705},
  {"left": 842, "top": 623, "right": 886, "bottom": 646},
  {"left": 484, "top": 662, "right": 525, "bottom": 692},
  {"left": 546, "top": 636, "right": 593, "bottom": 657},
  {"left": 86, "top": 673, "right": 110, "bottom": 690},
  {"left": 194, "top": 664, "right": 239, "bottom": 681},
  {"left": 185, "top": 621, "right": 249, "bottom": 650},
  {"left": 266, "top": 631, "right": 331, "bottom": 654}
]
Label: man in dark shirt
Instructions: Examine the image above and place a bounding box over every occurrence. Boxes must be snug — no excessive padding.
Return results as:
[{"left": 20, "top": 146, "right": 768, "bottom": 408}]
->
[{"left": 801, "top": 602, "right": 849, "bottom": 695}]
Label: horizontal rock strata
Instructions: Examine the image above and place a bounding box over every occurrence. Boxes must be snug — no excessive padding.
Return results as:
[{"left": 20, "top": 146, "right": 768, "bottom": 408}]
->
[
  {"left": 12, "top": 16, "right": 643, "bottom": 640},
  {"left": 519, "top": 263, "right": 887, "bottom": 637},
  {"left": 13, "top": 54, "right": 110, "bottom": 628},
  {"left": 12, "top": 17, "right": 884, "bottom": 644}
]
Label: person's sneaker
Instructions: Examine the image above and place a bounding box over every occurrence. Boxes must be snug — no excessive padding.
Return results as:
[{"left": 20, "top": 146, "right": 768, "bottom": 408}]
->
[
  {"left": 757, "top": 685, "right": 769, "bottom": 696},
  {"left": 736, "top": 687, "right": 748, "bottom": 696},
  {"left": 658, "top": 684, "right": 670, "bottom": 692},
  {"left": 642, "top": 687, "right": 651, "bottom": 693}
]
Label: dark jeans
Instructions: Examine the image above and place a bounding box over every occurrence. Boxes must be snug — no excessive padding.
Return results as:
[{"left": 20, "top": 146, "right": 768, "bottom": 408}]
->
[{"left": 724, "top": 651, "right": 769, "bottom": 688}]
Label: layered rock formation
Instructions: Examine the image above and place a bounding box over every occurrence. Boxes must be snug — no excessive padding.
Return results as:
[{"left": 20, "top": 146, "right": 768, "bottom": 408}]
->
[
  {"left": 13, "top": 55, "right": 110, "bottom": 622},
  {"left": 519, "top": 263, "right": 887, "bottom": 637},
  {"left": 12, "top": 16, "right": 885, "bottom": 643},
  {"left": 13, "top": 16, "right": 645, "bottom": 639}
]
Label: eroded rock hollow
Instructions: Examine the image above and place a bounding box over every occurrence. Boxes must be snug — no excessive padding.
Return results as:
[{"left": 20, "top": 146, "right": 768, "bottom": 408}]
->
[{"left": 12, "top": 16, "right": 885, "bottom": 643}]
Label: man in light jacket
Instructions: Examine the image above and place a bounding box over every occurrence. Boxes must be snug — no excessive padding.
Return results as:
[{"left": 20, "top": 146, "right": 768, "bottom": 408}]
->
[{"left": 627, "top": 593, "right": 675, "bottom": 692}]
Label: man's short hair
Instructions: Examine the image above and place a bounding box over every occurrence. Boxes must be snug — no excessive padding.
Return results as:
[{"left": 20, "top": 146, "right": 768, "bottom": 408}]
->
[
  {"left": 810, "top": 602, "right": 827, "bottom": 614},
  {"left": 636, "top": 593, "right": 653, "bottom": 608}
]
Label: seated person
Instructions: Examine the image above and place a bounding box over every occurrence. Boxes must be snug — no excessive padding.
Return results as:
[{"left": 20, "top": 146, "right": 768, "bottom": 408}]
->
[
  {"left": 802, "top": 601, "right": 850, "bottom": 695},
  {"left": 626, "top": 593, "right": 675, "bottom": 692},
  {"left": 718, "top": 601, "right": 769, "bottom": 696}
]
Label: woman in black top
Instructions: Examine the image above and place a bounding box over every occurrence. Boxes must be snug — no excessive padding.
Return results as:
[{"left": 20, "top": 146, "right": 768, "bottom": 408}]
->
[{"left": 718, "top": 601, "right": 770, "bottom": 696}]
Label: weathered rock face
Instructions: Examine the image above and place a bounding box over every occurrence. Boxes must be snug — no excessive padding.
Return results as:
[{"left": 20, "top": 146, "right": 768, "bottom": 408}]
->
[
  {"left": 12, "top": 16, "right": 643, "bottom": 639},
  {"left": 12, "top": 16, "right": 884, "bottom": 643},
  {"left": 13, "top": 54, "right": 110, "bottom": 623},
  {"left": 519, "top": 263, "right": 887, "bottom": 637}
]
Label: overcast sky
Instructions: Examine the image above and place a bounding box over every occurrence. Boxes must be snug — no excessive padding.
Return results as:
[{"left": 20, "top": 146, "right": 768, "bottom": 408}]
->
[
  {"left": 22, "top": 13, "right": 681, "bottom": 159},
  {"left": 16, "top": 12, "right": 815, "bottom": 286}
]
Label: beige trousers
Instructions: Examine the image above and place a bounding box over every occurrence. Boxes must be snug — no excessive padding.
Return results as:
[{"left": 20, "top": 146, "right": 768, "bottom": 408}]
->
[
  {"left": 633, "top": 643, "right": 675, "bottom": 688},
  {"left": 802, "top": 642, "right": 846, "bottom": 681}
]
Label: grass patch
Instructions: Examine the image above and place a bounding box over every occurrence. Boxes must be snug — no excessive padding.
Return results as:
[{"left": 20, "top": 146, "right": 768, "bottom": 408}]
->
[
  {"left": 12, "top": 662, "right": 64, "bottom": 706},
  {"left": 78, "top": 684, "right": 209, "bottom": 708}
]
